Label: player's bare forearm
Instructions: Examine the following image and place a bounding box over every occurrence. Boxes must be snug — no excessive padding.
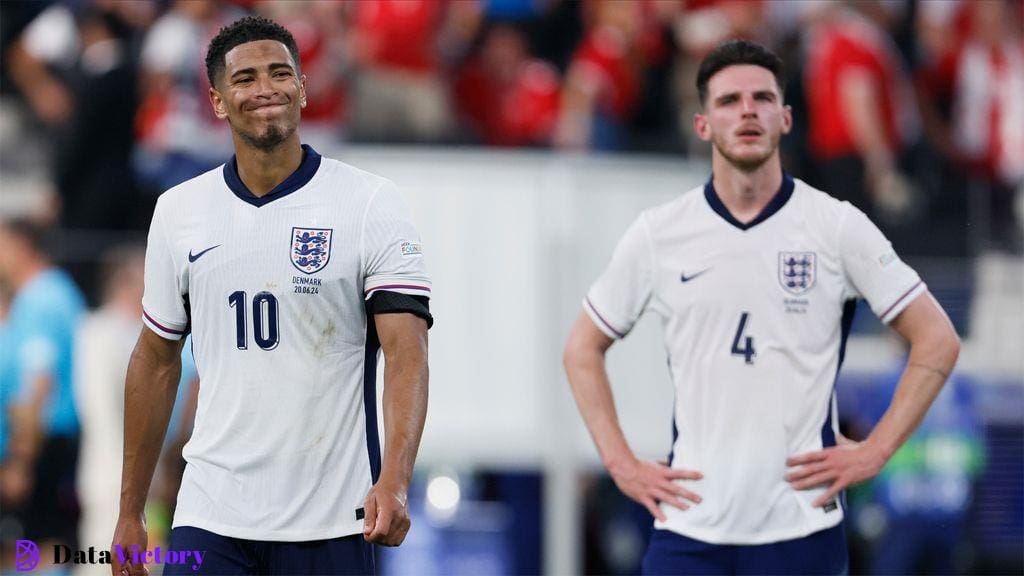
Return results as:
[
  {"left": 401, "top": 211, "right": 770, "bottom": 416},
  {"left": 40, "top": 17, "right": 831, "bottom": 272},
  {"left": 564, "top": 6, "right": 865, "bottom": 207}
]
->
[
  {"left": 7, "top": 374, "right": 50, "bottom": 465},
  {"left": 118, "top": 327, "right": 184, "bottom": 517},
  {"left": 564, "top": 312, "right": 702, "bottom": 520},
  {"left": 563, "top": 311, "right": 634, "bottom": 470},
  {"left": 865, "top": 292, "right": 960, "bottom": 457},
  {"left": 1, "top": 374, "right": 50, "bottom": 505},
  {"left": 363, "top": 312, "right": 427, "bottom": 546},
  {"left": 787, "top": 292, "right": 959, "bottom": 505},
  {"left": 375, "top": 313, "right": 429, "bottom": 491}
]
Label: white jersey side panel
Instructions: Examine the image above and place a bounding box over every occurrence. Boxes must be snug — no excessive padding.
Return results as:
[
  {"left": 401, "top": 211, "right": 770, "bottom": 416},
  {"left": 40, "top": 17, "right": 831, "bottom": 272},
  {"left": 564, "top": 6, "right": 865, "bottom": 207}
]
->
[
  {"left": 586, "top": 177, "right": 922, "bottom": 544},
  {"left": 142, "top": 152, "right": 430, "bottom": 541}
]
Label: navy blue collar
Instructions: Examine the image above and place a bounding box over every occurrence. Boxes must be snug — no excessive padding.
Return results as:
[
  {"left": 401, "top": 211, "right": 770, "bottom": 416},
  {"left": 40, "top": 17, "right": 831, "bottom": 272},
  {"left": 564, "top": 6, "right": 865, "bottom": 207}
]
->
[
  {"left": 224, "top": 144, "right": 322, "bottom": 207},
  {"left": 704, "top": 172, "right": 795, "bottom": 231}
]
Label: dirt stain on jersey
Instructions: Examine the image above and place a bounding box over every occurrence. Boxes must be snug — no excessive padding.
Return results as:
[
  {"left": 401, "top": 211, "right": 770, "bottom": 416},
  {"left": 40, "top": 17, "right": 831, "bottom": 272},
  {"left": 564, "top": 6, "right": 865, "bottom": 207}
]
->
[{"left": 311, "top": 320, "right": 337, "bottom": 360}]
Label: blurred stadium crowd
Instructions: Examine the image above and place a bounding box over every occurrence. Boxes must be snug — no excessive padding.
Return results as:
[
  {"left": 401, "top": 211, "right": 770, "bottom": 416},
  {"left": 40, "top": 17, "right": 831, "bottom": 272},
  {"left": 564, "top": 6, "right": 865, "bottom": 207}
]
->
[
  {"left": 0, "top": 0, "right": 1022, "bottom": 575},
  {"left": 1, "top": 0, "right": 1022, "bottom": 258}
]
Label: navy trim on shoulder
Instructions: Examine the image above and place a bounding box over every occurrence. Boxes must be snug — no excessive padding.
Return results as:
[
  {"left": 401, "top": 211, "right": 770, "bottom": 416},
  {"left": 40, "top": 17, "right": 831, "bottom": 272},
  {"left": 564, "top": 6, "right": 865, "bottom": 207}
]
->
[
  {"left": 704, "top": 172, "right": 795, "bottom": 231},
  {"left": 223, "top": 144, "right": 322, "bottom": 207}
]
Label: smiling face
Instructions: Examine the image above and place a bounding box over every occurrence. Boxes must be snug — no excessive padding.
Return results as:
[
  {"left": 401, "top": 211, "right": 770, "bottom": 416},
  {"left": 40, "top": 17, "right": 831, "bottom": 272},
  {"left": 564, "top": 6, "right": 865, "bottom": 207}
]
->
[
  {"left": 209, "top": 39, "right": 306, "bottom": 151},
  {"left": 693, "top": 64, "right": 791, "bottom": 172}
]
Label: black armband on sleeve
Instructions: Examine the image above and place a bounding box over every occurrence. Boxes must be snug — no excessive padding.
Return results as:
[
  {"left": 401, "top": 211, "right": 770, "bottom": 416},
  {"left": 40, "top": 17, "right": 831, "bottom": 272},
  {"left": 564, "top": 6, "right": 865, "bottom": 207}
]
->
[{"left": 366, "top": 291, "right": 433, "bottom": 328}]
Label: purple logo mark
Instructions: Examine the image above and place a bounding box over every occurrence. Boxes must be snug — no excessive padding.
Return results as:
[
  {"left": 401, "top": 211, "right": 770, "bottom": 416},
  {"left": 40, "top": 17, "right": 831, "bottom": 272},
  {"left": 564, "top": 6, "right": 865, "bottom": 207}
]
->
[{"left": 16, "top": 540, "right": 40, "bottom": 571}]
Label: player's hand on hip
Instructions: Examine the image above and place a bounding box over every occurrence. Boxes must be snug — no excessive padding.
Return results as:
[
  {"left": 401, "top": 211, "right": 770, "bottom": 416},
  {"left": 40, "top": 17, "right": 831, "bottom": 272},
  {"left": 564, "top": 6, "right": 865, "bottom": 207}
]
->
[
  {"left": 786, "top": 441, "right": 887, "bottom": 507},
  {"left": 362, "top": 479, "right": 411, "bottom": 546},
  {"left": 111, "top": 513, "right": 150, "bottom": 576},
  {"left": 608, "top": 458, "right": 702, "bottom": 522},
  {"left": 834, "top": 430, "right": 856, "bottom": 447}
]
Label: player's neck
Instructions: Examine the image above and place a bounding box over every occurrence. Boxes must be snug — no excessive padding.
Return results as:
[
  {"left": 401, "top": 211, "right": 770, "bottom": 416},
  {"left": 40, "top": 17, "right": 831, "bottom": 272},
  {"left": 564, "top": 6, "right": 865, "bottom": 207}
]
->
[
  {"left": 233, "top": 134, "right": 304, "bottom": 198},
  {"left": 710, "top": 155, "right": 784, "bottom": 224}
]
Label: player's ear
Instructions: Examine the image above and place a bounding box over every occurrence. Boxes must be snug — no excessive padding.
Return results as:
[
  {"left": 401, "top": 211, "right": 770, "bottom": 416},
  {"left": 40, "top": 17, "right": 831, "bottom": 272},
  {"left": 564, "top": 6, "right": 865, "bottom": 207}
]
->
[
  {"left": 693, "top": 111, "right": 711, "bottom": 142},
  {"left": 210, "top": 86, "right": 228, "bottom": 120},
  {"left": 299, "top": 73, "right": 307, "bottom": 109},
  {"left": 781, "top": 104, "right": 793, "bottom": 135}
]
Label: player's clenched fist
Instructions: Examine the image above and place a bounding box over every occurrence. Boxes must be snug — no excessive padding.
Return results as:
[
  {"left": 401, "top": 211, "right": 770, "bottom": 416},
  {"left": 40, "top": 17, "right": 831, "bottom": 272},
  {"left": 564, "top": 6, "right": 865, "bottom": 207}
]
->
[
  {"left": 362, "top": 480, "right": 411, "bottom": 547},
  {"left": 608, "top": 458, "right": 703, "bottom": 522},
  {"left": 110, "top": 514, "right": 150, "bottom": 576}
]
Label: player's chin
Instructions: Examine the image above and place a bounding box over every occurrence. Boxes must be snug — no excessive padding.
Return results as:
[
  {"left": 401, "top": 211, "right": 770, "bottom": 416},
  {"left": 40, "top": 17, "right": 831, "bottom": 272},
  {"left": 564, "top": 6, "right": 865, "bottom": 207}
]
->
[
  {"left": 726, "top": 150, "right": 772, "bottom": 171},
  {"left": 731, "top": 140, "right": 769, "bottom": 155},
  {"left": 242, "top": 124, "right": 294, "bottom": 150}
]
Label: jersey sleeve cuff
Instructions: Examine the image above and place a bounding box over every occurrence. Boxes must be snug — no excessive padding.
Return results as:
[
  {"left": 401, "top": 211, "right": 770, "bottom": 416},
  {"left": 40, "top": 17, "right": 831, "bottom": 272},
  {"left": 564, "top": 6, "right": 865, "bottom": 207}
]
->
[
  {"left": 364, "top": 275, "right": 432, "bottom": 299},
  {"left": 877, "top": 280, "right": 927, "bottom": 324},
  {"left": 142, "top": 309, "right": 187, "bottom": 341},
  {"left": 583, "top": 296, "right": 627, "bottom": 340}
]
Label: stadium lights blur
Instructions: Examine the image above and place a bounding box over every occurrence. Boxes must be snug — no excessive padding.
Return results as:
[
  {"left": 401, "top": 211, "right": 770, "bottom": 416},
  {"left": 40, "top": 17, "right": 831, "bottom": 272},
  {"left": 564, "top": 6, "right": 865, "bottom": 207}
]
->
[{"left": 425, "top": 470, "right": 461, "bottom": 524}]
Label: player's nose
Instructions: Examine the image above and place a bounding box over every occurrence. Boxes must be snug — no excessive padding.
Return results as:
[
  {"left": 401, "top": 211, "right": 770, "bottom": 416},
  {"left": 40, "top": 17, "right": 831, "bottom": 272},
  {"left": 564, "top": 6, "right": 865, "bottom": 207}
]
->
[
  {"left": 740, "top": 95, "right": 757, "bottom": 116},
  {"left": 253, "top": 74, "right": 278, "bottom": 98}
]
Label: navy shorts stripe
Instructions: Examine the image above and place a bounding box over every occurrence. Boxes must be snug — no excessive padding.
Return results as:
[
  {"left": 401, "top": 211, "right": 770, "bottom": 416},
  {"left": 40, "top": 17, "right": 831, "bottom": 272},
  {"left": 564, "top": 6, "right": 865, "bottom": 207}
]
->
[
  {"left": 642, "top": 523, "right": 848, "bottom": 575},
  {"left": 164, "top": 526, "right": 374, "bottom": 575}
]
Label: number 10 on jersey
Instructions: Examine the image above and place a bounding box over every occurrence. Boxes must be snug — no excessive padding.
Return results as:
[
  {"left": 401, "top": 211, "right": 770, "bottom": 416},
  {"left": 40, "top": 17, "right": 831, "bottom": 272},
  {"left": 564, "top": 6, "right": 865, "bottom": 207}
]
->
[
  {"left": 731, "top": 312, "right": 756, "bottom": 364},
  {"left": 228, "top": 291, "right": 280, "bottom": 350}
]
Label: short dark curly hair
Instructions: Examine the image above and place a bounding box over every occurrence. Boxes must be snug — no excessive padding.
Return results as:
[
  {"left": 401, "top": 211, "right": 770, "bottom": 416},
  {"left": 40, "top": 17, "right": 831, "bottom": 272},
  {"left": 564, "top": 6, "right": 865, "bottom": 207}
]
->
[
  {"left": 205, "top": 16, "right": 301, "bottom": 87},
  {"left": 696, "top": 39, "right": 785, "bottom": 107}
]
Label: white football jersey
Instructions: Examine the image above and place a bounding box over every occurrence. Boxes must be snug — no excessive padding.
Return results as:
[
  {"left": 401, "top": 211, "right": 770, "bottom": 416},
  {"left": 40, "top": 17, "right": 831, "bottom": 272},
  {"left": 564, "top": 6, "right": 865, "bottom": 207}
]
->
[
  {"left": 142, "top": 145, "right": 431, "bottom": 541},
  {"left": 585, "top": 175, "right": 924, "bottom": 545}
]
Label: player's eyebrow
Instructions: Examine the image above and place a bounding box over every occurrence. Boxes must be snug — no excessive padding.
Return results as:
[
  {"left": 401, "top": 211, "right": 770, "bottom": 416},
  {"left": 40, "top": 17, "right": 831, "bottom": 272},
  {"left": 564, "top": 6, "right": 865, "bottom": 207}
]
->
[
  {"left": 713, "top": 92, "right": 740, "bottom": 106},
  {"left": 229, "top": 67, "right": 257, "bottom": 80},
  {"left": 713, "top": 89, "right": 777, "bottom": 105},
  {"left": 229, "top": 62, "right": 294, "bottom": 80}
]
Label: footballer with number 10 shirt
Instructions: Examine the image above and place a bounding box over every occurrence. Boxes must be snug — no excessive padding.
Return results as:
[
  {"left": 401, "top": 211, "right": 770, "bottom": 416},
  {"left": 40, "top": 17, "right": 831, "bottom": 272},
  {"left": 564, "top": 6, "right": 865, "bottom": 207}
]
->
[{"left": 112, "top": 17, "right": 432, "bottom": 576}]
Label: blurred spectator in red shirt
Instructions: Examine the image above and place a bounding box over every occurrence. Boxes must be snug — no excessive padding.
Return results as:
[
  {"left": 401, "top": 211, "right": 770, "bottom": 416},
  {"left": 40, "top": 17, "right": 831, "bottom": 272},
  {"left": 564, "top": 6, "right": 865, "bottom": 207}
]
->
[
  {"left": 554, "top": 0, "right": 669, "bottom": 151},
  {"left": 917, "top": 0, "right": 1024, "bottom": 253},
  {"left": 674, "top": 0, "right": 767, "bottom": 156},
  {"left": 676, "top": 0, "right": 765, "bottom": 55},
  {"left": 254, "top": 0, "right": 350, "bottom": 149},
  {"left": 349, "top": 0, "right": 481, "bottom": 143},
  {"left": 803, "top": 2, "right": 920, "bottom": 221},
  {"left": 929, "top": 1, "right": 1024, "bottom": 186},
  {"left": 135, "top": 0, "right": 242, "bottom": 191},
  {"left": 921, "top": 0, "right": 1024, "bottom": 252},
  {"left": 454, "top": 22, "right": 560, "bottom": 147}
]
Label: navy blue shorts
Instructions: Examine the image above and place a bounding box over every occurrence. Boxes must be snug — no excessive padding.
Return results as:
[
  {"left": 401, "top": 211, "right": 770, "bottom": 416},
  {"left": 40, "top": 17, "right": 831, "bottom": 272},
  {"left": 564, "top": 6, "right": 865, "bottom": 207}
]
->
[
  {"left": 163, "top": 526, "right": 375, "bottom": 575},
  {"left": 641, "top": 523, "right": 848, "bottom": 575}
]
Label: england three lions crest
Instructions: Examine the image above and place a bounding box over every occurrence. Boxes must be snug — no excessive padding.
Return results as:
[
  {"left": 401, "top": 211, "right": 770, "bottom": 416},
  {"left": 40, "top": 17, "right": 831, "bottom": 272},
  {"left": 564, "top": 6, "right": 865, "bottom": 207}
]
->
[
  {"left": 291, "top": 227, "right": 333, "bottom": 274},
  {"left": 779, "top": 251, "right": 816, "bottom": 294}
]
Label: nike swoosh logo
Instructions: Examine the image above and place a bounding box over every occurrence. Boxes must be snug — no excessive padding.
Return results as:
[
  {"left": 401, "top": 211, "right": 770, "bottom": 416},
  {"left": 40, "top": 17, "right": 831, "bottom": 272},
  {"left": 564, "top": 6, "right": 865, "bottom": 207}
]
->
[
  {"left": 188, "top": 245, "right": 220, "bottom": 263},
  {"left": 680, "top": 269, "right": 710, "bottom": 282}
]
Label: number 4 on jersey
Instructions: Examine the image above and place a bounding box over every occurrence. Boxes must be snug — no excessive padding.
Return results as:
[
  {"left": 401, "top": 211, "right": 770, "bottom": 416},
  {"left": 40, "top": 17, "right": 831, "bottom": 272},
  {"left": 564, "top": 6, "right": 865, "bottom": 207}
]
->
[{"left": 731, "top": 312, "right": 756, "bottom": 364}]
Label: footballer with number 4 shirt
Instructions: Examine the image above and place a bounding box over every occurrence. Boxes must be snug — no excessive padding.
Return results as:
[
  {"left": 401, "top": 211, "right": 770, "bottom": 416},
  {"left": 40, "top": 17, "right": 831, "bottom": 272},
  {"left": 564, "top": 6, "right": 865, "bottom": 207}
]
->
[
  {"left": 563, "top": 40, "right": 961, "bottom": 575},
  {"left": 112, "top": 16, "right": 431, "bottom": 576}
]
